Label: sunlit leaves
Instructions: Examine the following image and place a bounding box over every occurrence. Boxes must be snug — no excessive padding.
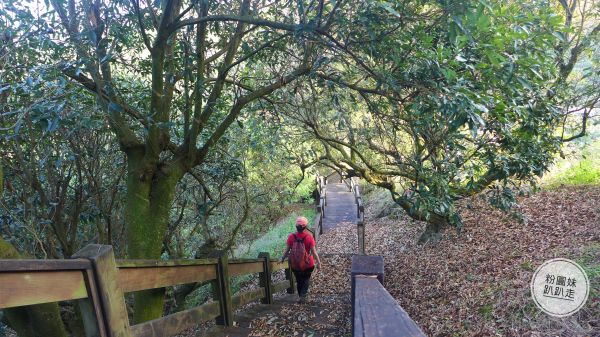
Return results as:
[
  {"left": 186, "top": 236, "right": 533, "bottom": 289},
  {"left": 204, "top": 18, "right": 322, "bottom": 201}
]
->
[{"left": 288, "top": 0, "right": 569, "bottom": 231}]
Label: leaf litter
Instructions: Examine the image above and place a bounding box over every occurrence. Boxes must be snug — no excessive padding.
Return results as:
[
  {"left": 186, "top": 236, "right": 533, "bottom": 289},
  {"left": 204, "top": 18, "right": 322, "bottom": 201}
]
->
[
  {"left": 187, "top": 186, "right": 599, "bottom": 337},
  {"left": 364, "top": 186, "right": 600, "bottom": 336}
]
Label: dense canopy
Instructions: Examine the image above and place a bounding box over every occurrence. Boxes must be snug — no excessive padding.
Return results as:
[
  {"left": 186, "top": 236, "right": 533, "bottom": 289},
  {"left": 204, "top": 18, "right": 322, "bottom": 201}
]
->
[{"left": 0, "top": 0, "right": 598, "bottom": 334}]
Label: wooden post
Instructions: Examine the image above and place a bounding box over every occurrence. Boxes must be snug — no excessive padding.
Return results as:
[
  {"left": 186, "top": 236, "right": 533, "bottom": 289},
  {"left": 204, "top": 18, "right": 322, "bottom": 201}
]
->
[
  {"left": 211, "top": 252, "right": 233, "bottom": 326},
  {"left": 258, "top": 252, "right": 273, "bottom": 304},
  {"left": 77, "top": 266, "right": 109, "bottom": 337},
  {"left": 316, "top": 204, "right": 324, "bottom": 236},
  {"left": 351, "top": 255, "right": 384, "bottom": 289},
  {"left": 351, "top": 255, "right": 384, "bottom": 335},
  {"left": 73, "top": 245, "right": 131, "bottom": 337},
  {"left": 285, "top": 263, "right": 296, "bottom": 294},
  {"left": 357, "top": 220, "right": 365, "bottom": 255},
  {"left": 77, "top": 299, "right": 103, "bottom": 337},
  {"left": 319, "top": 210, "right": 324, "bottom": 235},
  {"left": 317, "top": 203, "right": 324, "bottom": 236},
  {"left": 313, "top": 212, "right": 322, "bottom": 242}
]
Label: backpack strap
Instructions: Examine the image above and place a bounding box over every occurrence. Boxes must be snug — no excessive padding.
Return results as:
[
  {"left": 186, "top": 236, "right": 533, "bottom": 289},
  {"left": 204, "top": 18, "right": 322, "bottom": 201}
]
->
[{"left": 293, "top": 233, "right": 304, "bottom": 242}]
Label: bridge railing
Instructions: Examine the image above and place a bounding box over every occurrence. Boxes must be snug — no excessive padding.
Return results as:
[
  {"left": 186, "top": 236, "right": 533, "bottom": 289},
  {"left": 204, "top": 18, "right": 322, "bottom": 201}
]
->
[
  {"left": 0, "top": 245, "right": 295, "bottom": 337},
  {"left": 345, "top": 176, "right": 365, "bottom": 254},
  {"left": 351, "top": 255, "right": 425, "bottom": 337},
  {"left": 313, "top": 174, "right": 327, "bottom": 241}
]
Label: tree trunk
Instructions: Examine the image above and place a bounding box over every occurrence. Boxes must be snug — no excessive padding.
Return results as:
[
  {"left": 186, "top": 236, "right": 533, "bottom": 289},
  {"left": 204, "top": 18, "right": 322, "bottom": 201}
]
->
[
  {"left": 0, "top": 240, "right": 68, "bottom": 337},
  {"left": 390, "top": 192, "right": 450, "bottom": 244},
  {"left": 3, "top": 304, "right": 67, "bottom": 337},
  {"left": 416, "top": 217, "right": 447, "bottom": 244},
  {"left": 404, "top": 209, "right": 449, "bottom": 244},
  {"left": 124, "top": 152, "right": 183, "bottom": 323}
]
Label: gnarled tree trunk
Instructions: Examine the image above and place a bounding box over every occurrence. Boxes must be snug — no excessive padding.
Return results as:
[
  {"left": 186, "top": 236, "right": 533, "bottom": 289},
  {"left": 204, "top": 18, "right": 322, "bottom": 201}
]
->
[{"left": 392, "top": 195, "right": 450, "bottom": 244}]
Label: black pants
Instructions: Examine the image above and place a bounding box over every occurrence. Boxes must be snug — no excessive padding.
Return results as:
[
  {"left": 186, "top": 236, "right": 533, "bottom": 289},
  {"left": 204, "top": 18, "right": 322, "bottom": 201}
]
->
[{"left": 293, "top": 266, "right": 315, "bottom": 296}]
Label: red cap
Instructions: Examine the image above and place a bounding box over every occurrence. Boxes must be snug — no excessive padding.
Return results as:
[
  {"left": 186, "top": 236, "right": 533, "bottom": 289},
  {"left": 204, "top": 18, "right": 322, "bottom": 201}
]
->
[{"left": 295, "top": 216, "right": 308, "bottom": 227}]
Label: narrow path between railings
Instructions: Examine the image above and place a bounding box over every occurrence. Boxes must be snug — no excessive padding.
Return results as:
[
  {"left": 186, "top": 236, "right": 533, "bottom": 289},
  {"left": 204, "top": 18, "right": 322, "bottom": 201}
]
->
[
  {"left": 321, "top": 182, "right": 357, "bottom": 233},
  {"left": 207, "top": 179, "right": 359, "bottom": 336}
]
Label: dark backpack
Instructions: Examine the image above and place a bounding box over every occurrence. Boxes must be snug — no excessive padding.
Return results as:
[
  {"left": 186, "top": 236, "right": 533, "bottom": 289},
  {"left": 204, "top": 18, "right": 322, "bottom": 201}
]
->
[{"left": 289, "top": 234, "right": 311, "bottom": 271}]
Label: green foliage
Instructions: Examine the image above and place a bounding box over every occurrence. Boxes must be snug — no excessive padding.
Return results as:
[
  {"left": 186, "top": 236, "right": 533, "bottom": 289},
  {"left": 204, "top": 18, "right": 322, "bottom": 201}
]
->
[
  {"left": 548, "top": 158, "right": 600, "bottom": 186},
  {"left": 235, "top": 208, "right": 316, "bottom": 259},
  {"left": 161, "top": 115, "right": 320, "bottom": 259},
  {"left": 478, "top": 304, "right": 495, "bottom": 321},
  {"left": 520, "top": 260, "right": 534, "bottom": 271},
  {"left": 542, "top": 134, "right": 600, "bottom": 187},
  {"left": 0, "top": 0, "right": 597, "bottom": 329},
  {"left": 182, "top": 207, "right": 315, "bottom": 310},
  {"left": 1, "top": 0, "right": 337, "bottom": 324},
  {"left": 0, "top": 64, "right": 125, "bottom": 258},
  {"left": 277, "top": 0, "right": 593, "bottom": 242},
  {"left": 575, "top": 243, "right": 600, "bottom": 310}
]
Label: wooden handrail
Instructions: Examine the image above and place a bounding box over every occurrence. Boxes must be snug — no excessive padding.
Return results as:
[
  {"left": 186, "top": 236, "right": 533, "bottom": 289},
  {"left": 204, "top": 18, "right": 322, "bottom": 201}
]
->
[
  {"left": 0, "top": 269, "right": 90, "bottom": 309},
  {"left": 229, "top": 261, "right": 263, "bottom": 277},
  {"left": 344, "top": 176, "right": 366, "bottom": 254},
  {"left": 0, "top": 244, "right": 298, "bottom": 337},
  {"left": 0, "top": 259, "right": 92, "bottom": 271},
  {"left": 117, "top": 258, "right": 217, "bottom": 267},
  {"left": 354, "top": 277, "right": 425, "bottom": 337},
  {"left": 118, "top": 264, "right": 217, "bottom": 293},
  {"left": 130, "top": 301, "right": 221, "bottom": 337},
  {"left": 351, "top": 255, "right": 425, "bottom": 337},
  {"left": 313, "top": 173, "right": 328, "bottom": 241}
]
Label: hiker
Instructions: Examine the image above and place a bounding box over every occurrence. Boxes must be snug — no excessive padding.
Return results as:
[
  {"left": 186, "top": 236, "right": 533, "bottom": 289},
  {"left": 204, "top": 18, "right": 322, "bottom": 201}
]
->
[{"left": 280, "top": 216, "right": 322, "bottom": 301}]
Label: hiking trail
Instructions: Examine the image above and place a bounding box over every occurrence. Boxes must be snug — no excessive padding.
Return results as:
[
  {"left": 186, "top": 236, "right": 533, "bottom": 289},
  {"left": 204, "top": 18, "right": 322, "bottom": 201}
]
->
[{"left": 205, "top": 178, "right": 358, "bottom": 337}]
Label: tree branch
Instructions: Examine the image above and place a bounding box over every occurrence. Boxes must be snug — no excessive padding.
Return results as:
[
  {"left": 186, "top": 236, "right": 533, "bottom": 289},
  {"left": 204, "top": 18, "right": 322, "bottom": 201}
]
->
[
  {"left": 184, "top": 0, "right": 251, "bottom": 162},
  {"left": 131, "top": 0, "right": 153, "bottom": 52},
  {"left": 172, "top": 15, "right": 300, "bottom": 36},
  {"left": 60, "top": 67, "right": 142, "bottom": 150},
  {"left": 196, "top": 64, "right": 311, "bottom": 165}
]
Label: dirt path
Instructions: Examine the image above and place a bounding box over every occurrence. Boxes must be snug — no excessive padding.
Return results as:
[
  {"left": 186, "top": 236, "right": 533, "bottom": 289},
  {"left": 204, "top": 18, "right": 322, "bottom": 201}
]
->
[{"left": 238, "top": 183, "right": 357, "bottom": 336}]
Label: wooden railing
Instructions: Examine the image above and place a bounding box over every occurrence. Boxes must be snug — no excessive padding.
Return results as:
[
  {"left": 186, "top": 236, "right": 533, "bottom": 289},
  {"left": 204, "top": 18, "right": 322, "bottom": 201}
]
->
[
  {"left": 345, "top": 177, "right": 424, "bottom": 335},
  {"left": 351, "top": 255, "right": 425, "bottom": 337},
  {"left": 313, "top": 174, "right": 327, "bottom": 241},
  {"left": 349, "top": 177, "right": 364, "bottom": 219},
  {"left": 345, "top": 177, "right": 366, "bottom": 254},
  {"left": 0, "top": 244, "right": 295, "bottom": 337}
]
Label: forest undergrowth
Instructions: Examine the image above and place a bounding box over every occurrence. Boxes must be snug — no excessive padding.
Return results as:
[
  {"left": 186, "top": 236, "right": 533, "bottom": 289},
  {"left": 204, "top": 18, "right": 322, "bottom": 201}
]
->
[{"left": 365, "top": 186, "right": 600, "bottom": 336}]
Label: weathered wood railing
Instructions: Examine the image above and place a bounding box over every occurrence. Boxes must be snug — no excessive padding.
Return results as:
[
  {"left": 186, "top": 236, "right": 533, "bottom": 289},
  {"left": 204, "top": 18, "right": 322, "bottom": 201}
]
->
[
  {"left": 313, "top": 174, "right": 327, "bottom": 241},
  {"left": 0, "top": 244, "right": 295, "bottom": 337},
  {"left": 349, "top": 177, "right": 364, "bottom": 218},
  {"left": 345, "top": 176, "right": 365, "bottom": 254},
  {"left": 351, "top": 255, "right": 425, "bottom": 337}
]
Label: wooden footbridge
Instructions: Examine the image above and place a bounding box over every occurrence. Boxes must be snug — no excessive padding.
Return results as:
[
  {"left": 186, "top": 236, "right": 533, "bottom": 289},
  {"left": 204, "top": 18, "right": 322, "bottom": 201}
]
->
[{"left": 0, "top": 174, "right": 424, "bottom": 337}]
